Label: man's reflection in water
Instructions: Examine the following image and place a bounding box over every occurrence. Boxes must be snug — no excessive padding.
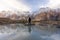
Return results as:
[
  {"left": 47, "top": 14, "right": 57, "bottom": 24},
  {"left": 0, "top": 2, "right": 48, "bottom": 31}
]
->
[
  {"left": 28, "top": 25, "right": 31, "bottom": 33},
  {"left": 28, "top": 17, "right": 31, "bottom": 33}
]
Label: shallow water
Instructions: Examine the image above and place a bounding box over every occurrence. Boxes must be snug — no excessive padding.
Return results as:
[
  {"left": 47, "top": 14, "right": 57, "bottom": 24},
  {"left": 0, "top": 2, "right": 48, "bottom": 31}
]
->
[{"left": 0, "top": 24, "right": 60, "bottom": 40}]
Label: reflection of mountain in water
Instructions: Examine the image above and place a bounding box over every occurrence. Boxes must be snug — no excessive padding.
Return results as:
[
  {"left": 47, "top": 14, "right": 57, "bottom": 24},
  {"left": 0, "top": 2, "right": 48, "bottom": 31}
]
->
[{"left": 0, "top": 24, "right": 60, "bottom": 40}]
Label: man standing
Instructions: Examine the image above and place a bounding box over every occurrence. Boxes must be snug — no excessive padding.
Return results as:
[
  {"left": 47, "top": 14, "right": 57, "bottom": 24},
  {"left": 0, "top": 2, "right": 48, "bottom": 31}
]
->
[{"left": 28, "top": 17, "right": 31, "bottom": 24}]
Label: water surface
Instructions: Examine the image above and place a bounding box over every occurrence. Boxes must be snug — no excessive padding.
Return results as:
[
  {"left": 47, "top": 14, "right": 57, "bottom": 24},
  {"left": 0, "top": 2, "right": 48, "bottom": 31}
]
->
[{"left": 0, "top": 24, "right": 60, "bottom": 40}]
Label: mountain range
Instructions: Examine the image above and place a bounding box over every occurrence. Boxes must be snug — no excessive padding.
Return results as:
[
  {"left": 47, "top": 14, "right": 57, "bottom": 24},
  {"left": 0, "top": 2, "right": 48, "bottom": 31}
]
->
[{"left": 0, "top": 7, "right": 60, "bottom": 22}]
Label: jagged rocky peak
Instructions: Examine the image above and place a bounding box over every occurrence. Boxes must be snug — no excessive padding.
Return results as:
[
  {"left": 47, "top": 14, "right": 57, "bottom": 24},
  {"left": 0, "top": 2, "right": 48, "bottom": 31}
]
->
[
  {"left": 0, "top": 10, "right": 30, "bottom": 20},
  {"left": 33, "top": 7, "right": 60, "bottom": 21}
]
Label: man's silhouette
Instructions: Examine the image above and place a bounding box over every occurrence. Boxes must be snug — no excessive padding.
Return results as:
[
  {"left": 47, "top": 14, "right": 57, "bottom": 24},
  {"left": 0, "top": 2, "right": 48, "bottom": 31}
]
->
[{"left": 28, "top": 17, "right": 31, "bottom": 24}]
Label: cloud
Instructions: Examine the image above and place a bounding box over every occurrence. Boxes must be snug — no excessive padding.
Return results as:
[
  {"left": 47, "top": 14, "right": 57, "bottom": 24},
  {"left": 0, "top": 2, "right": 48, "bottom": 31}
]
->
[
  {"left": 20, "top": 0, "right": 49, "bottom": 11},
  {"left": 42, "top": 0, "right": 60, "bottom": 8},
  {"left": 1, "top": 0, "right": 60, "bottom": 12},
  {"left": 0, "top": 0, "right": 31, "bottom": 11},
  {"left": 39, "top": 0, "right": 60, "bottom": 9}
]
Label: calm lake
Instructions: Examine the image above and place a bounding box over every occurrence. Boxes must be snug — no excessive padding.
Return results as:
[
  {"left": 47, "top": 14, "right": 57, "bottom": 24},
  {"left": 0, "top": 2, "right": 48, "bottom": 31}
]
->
[{"left": 0, "top": 24, "right": 60, "bottom": 40}]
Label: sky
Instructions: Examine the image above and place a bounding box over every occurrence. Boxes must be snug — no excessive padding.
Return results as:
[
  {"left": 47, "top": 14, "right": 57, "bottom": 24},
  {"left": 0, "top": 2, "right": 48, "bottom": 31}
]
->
[{"left": 0, "top": 0, "right": 60, "bottom": 12}]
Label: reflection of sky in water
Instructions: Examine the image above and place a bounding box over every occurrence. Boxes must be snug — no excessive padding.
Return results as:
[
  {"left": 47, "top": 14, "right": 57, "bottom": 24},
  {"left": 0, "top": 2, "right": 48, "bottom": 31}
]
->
[{"left": 0, "top": 24, "right": 60, "bottom": 40}]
